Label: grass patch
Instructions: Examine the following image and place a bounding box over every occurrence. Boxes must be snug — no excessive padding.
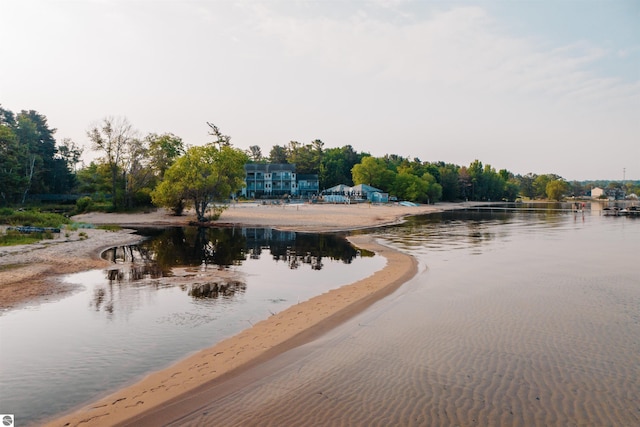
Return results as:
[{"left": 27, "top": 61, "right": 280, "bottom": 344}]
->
[
  {"left": 0, "top": 263, "right": 22, "bottom": 272},
  {"left": 97, "top": 224, "right": 122, "bottom": 231},
  {"left": 0, "top": 208, "right": 66, "bottom": 246},
  {"left": 0, "top": 208, "right": 70, "bottom": 228},
  {"left": 0, "top": 230, "right": 54, "bottom": 246}
]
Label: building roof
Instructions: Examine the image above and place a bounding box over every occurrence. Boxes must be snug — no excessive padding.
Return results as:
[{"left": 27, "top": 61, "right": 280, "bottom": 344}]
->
[
  {"left": 244, "top": 163, "right": 296, "bottom": 173},
  {"left": 324, "top": 184, "right": 352, "bottom": 194},
  {"left": 297, "top": 174, "right": 318, "bottom": 181},
  {"left": 351, "top": 184, "right": 383, "bottom": 193}
]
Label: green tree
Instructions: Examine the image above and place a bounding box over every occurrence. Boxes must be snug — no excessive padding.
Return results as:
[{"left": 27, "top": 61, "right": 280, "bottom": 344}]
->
[
  {"left": 518, "top": 173, "right": 537, "bottom": 199},
  {"left": 123, "top": 137, "right": 154, "bottom": 208},
  {"left": 286, "top": 140, "right": 323, "bottom": 174},
  {"left": 393, "top": 172, "right": 428, "bottom": 202},
  {"left": 422, "top": 172, "right": 443, "bottom": 203},
  {"left": 247, "top": 145, "right": 263, "bottom": 162},
  {"left": 533, "top": 174, "right": 562, "bottom": 199},
  {"left": 146, "top": 133, "right": 184, "bottom": 180},
  {"left": 458, "top": 166, "right": 472, "bottom": 200},
  {"left": 320, "top": 145, "right": 363, "bottom": 189},
  {"left": 352, "top": 156, "right": 396, "bottom": 190},
  {"left": 87, "top": 116, "right": 137, "bottom": 210},
  {"left": 269, "top": 145, "right": 288, "bottom": 163},
  {"left": 75, "top": 162, "right": 112, "bottom": 195},
  {"left": 438, "top": 163, "right": 460, "bottom": 201},
  {"left": 16, "top": 110, "right": 58, "bottom": 198},
  {"left": 152, "top": 144, "right": 248, "bottom": 222},
  {"left": 546, "top": 179, "right": 569, "bottom": 201},
  {"left": 0, "top": 123, "right": 25, "bottom": 205},
  {"left": 56, "top": 138, "right": 83, "bottom": 174}
]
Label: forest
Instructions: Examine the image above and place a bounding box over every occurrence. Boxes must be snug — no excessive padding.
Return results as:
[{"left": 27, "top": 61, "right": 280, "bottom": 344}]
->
[{"left": 1, "top": 106, "right": 638, "bottom": 212}]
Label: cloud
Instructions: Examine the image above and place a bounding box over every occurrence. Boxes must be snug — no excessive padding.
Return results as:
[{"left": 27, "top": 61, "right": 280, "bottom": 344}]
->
[{"left": 250, "top": 4, "right": 638, "bottom": 113}]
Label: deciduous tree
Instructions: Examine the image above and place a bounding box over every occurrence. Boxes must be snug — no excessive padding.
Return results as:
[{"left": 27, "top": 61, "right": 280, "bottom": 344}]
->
[
  {"left": 146, "top": 133, "right": 184, "bottom": 180},
  {"left": 87, "top": 117, "right": 137, "bottom": 210},
  {"left": 152, "top": 144, "right": 248, "bottom": 222},
  {"left": 546, "top": 179, "right": 569, "bottom": 201}
]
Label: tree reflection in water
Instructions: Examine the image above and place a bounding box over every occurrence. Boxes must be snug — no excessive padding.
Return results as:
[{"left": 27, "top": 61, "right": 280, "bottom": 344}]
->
[
  {"left": 108, "top": 226, "right": 372, "bottom": 272},
  {"left": 94, "top": 227, "right": 373, "bottom": 312},
  {"left": 187, "top": 281, "right": 247, "bottom": 299}
]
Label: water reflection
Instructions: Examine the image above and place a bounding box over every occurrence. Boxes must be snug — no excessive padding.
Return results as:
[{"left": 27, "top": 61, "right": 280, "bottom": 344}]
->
[
  {"left": 377, "top": 206, "right": 582, "bottom": 254},
  {"left": 104, "top": 226, "right": 370, "bottom": 272},
  {"left": 95, "top": 227, "right": 375, "bottom": 314},
  {"left": 187, "top": 281, "right": 247, "bottom": 299}
]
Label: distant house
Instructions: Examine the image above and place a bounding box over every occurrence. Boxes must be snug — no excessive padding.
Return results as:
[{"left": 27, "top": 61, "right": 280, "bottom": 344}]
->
[
  {"left": 591, "top": 187, "right": 605, "bottom": 199},
  {"left": 322, "top": 184, "right": 352, "bottom": 203},
  {"left": 351, "top": 184, "right": 389, "bottom": 203},
  {"left": 322, "top": 183, "right": 389, "bottom": 203},
  {"left": 241, "top": 164, "right": 318, "bottom": 198}
]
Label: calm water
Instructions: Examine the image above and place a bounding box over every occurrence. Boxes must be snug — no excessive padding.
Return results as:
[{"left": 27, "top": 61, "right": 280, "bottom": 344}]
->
[
  {"left": 160, "top": 203, "right": 639, "bottom": 426},
  {"left": 0, "top": 227, "right": 383, "bottom": 426}
]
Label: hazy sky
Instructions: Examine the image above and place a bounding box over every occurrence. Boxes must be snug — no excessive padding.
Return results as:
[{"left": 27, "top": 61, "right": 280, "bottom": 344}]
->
[{"left": 1, "top": 0, "right": 638, "bottom": 180}]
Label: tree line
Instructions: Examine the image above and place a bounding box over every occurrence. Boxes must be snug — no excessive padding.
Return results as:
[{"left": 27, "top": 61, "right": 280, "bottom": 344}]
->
[{"left": 2, "top": 107, "right": 638, "bottom": 214}]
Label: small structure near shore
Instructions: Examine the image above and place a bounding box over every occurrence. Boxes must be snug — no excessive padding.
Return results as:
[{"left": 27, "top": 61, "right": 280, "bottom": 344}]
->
[{"left": 322, "top": 183, "right": 389, "bottom": 203}]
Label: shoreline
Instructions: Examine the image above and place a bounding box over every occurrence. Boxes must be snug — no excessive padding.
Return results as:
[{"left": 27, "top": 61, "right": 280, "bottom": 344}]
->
[
  {"left": 0, "top": 227, "right": 145, "bottom": 311},
  {"left": 43, "top": 234, "right": 417, "bottom": 427}
]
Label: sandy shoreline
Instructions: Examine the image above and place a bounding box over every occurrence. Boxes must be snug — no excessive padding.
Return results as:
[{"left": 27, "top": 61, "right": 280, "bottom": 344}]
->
[
  {"left": 72, "top": 201, "right": 452, "bottom": 232},
  {"left": 0, "top": 227, "right": 144, "bottom": 311},
  {"left": 1, "top": 202, "right": 446, "bottom": 426}
]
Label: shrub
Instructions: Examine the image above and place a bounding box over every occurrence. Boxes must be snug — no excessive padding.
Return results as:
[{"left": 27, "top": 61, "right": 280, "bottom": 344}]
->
[
  {"left": 207, "top": 205, "right": 227, "bottom": 221},
  {"left": 76, "top": 196, "right": 93, "bottom": 213}
]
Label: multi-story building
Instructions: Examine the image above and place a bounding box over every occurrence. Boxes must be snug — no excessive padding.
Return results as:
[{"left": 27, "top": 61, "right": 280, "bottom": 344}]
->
[{"left": 242, "top": 164, "right": 318, "bottom": 198}]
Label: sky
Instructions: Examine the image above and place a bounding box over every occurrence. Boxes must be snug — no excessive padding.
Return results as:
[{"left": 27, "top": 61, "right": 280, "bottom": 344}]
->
[{"left": 1, "top": 0, "right": 638, "bottom": 181}]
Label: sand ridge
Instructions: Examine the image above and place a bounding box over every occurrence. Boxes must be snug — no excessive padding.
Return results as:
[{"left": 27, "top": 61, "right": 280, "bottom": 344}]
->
[{"left": 43, "top": 235, "right": 418, "bottom": 427}]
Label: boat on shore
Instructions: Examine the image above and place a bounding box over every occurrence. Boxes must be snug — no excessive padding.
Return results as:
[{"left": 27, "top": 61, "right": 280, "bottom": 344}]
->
[{"left": 602, "top": 205, "right": 640, "bottom": 217}]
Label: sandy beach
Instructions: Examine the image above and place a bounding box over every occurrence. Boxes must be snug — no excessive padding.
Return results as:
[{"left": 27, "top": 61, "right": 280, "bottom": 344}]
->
[
  {"left": 1, "top": 202, "right": 439, "bottom": 425},
  {"left": 72, "top": 201, "right": 451, "bottom": 232}
]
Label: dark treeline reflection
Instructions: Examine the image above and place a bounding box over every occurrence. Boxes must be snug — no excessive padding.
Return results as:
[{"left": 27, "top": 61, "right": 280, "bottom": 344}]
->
[
  {"left": 187, "top": 281, "right": 246, "bottom": 299},
  {"left": 93, "top": 227, "right": 375, "bottom": 316},
  {"left": 103, "top": 226, "right": 373, "bottom": 276}
]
